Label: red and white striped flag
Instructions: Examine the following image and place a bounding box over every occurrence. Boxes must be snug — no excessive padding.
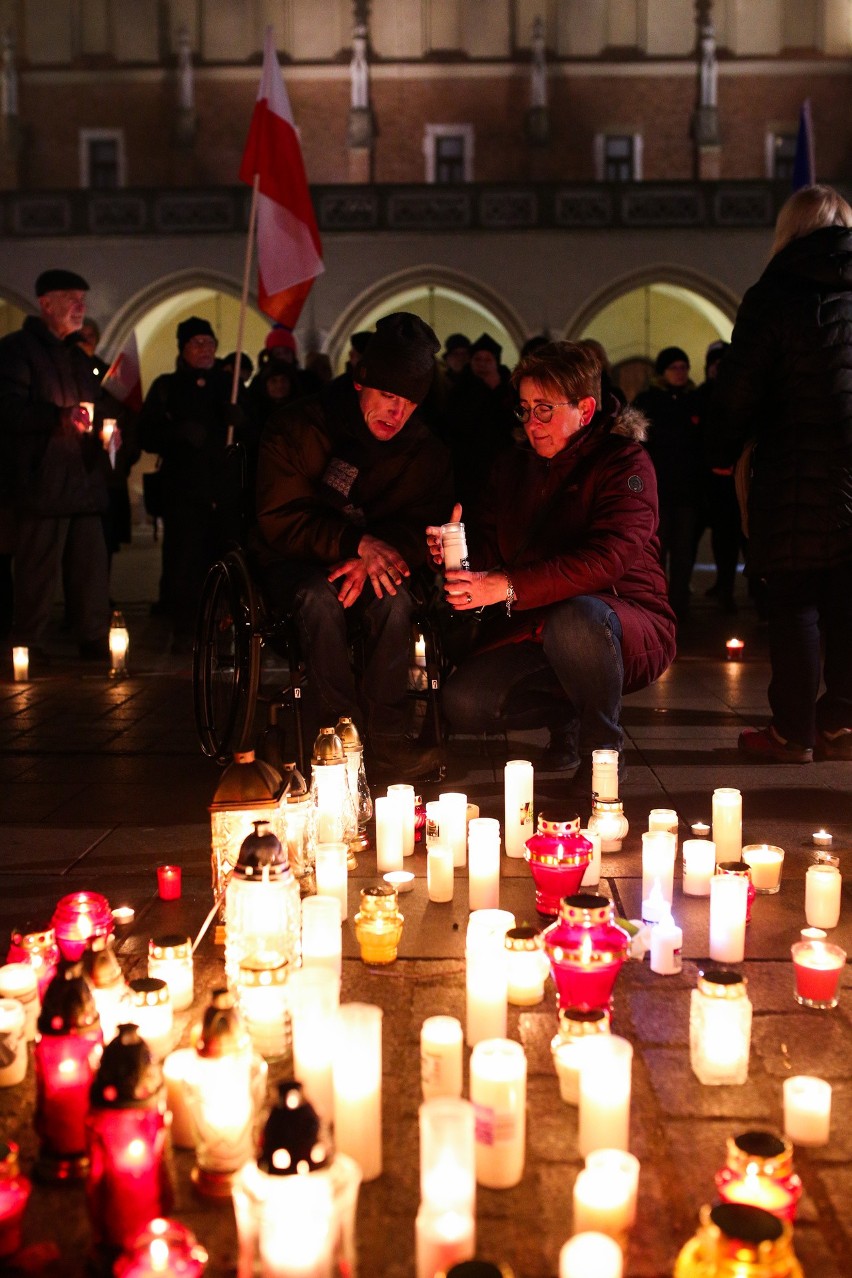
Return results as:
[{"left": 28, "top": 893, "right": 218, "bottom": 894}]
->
[
  {"left": 239, "top": 27, "right": 324, "bottom": 328},
  {"left": 101, "top": 329, "right": 143, "bottom": 412}
]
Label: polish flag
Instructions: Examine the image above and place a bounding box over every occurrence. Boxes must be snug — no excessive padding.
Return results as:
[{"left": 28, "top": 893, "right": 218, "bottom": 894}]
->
[
  {"left": 239, "top": 27, "right": 324, "bottom": 328},
  {"left": 102, "top": 329, "right": 143, "bottom": 412}
]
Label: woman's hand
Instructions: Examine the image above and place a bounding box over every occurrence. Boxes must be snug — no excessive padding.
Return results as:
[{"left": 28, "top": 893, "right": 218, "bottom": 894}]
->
[
  {"left": 425, "top": 502, "right": 462, "bottom": 566},
  {"left": 445, "top": 569, "right": 508, "bottom": 611}
]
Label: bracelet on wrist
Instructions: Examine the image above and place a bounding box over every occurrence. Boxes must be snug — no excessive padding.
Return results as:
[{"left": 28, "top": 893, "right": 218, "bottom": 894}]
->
[{"left": 505, "top": 575, "right": 517, "bottom": 616}]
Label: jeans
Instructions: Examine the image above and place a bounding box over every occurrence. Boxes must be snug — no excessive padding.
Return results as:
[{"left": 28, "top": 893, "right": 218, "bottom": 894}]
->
[
  {"left": 11, "top": 513, "right": 110, "bottom": 647},
  {"left": 765, "top": 564, "right": 852, "bottom": 747},
  {"left": 442, "top": 595, "right": 624, "bottom": 756},
  {"left": 263, "top": 563, "right": 413, "bottom": 744}
]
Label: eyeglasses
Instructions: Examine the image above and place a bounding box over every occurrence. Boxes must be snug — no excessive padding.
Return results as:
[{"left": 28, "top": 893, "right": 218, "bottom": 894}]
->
[{"left": 514, "top": 402, "right": 577, "bottom": 425}]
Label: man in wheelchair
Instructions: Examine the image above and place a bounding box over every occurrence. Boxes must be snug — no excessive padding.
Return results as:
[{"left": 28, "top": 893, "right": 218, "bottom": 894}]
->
[{"left": 252, "top": 312, "right": 453, "bottom": 780}]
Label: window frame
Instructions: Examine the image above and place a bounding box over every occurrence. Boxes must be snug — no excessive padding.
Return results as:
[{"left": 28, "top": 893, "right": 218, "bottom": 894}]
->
[
  {"left": 594, "top": 132, "right": 644, "bottom": 183},
  {"left": 423, "top": 124, "right": 474, "bottom": 184},
  {"left": 79, "top": 128, "right": 126, "bottom": 190}
]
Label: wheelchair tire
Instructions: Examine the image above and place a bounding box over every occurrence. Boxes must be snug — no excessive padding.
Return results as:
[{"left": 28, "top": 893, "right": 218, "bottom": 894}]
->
[{"left": 193, "top": 549, "right": 263, "bottom": 763}]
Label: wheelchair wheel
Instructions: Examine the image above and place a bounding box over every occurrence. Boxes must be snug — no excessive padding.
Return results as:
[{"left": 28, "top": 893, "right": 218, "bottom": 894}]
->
[{"left": 193, "top": 550, "right": 263, "bottom": 763}]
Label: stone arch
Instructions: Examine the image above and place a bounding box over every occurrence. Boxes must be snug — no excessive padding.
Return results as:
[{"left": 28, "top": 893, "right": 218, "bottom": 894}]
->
[{"left": 564, "top": 263, "right": 740, "bottom": 340}]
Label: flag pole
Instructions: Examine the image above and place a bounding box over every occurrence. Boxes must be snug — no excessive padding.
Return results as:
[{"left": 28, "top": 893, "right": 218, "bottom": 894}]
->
[{"left": 228, "top": 172, "right": 260, "bottom": 443}]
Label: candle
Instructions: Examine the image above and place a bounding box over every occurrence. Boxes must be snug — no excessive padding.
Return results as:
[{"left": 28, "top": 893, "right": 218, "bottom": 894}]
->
[
  {"left": 315, "top": 841, "right": 349, "bottom": 922},
  {"left": 801, "top": 927, "right": 827, "bottom": 941},
  {"left": 375, "top": 796, "right": 404, "bottom": 872},
  {"left": 585, "top": 1149, "right": 640, "bottom": 1227},
  {"left": 113, "top": 1218, "right": 208, "bottom": 1277},
  {"left": 148, "top": 935, "right": 193, "bottom": 1011},
  {"left": 559, "top": 1232, "right": 623, "bottom": 1278},
  {"left": 438, "top": 792, "right": 468, "bottom": 868},
  {"left": 791, "top": 940, "right": 846, "bottom": 1009},
  {"left": 578, "top": 1036, "right": 633, "bottom": 1156},
  {"left": 383, "top": 869, "right": 414, "bottom": 895},
  {"left": 425, "top": 801, "right": 442, "bottom": 846},
  {"left": 650, "top": 910, "right": 683, "bottom": 975},
  {"left": 469, "top": 1038, "right": 526, "bottom": 1189},
  {"left": 709, "top": 873, "right": 748, "bottom": 963},
  {"left": 466, "top": 803, "right": 480, "bottom": 826},
  {"left": 156, "top": 865, "right": 181, "bottom": 901},
  {"left": 353, "top": 885, "right": 404, "bottom": 964},
  {"left": 588, "top": 799, "right": 628, "bottom": 853},
  {"left": 641, "top": 830, "right": 676, "bottom": 905},
  {"left": 468, "top": 818, "right": 501, "bottom": 911},
  {"left": 0, "top": 1000, "right": 27, "bottom": 1087},
  {"left": 715, "top": 1131, "right": 801, "bottom": 1222},
  {"left": 11, "top": 647, "right": 27, "bottom": 682},
  {"left": 742, "top": 844, "right": 784, "bottom": 894},
  {"left": 689, "top": 969, "right": 752, "bottom": 1086},
  {"left": 414, "top": 634, "right": 427, "bottom": 667},
  {"left": 333, "top": 1003, "right": 383, "bottom": 1181},
  {"left": 552, "top": 1011, "right": 610, "bottom": 1105},
  {"left": 289, "top": 967, "right": 339, "bottom": 1125},
  {"left": 427, "top": 842, "right": 454, "bottom": 903},
  {"left": 641, "top": 878, "right": 667, "bottom": 926},
  {"left": 712, "top": 788, "right": 742, "bottom": 862},
  {"left": 690, "top": 821, "right": 711, "bottom": 839},
  {"left": 127, "top": 978, "right": 173, "bottom": 1061},
  {"left": 591, "top": 749, "right": 619, "bottom": 800},
  {"left": 648, "top": 808, "right": 678, "bottom": 843},
  {"left": 300, "top": 896, "right": 342, "bottom": 981},
  {"left": 725, "top": 637, "right": 745, "bottom": 661},
  {"left": 0, "top": 963, "right": 39, "bottom": 1041},
  {"left": 419, "top": 1096, "right": 476, "bottom": 1215},
  {"left": 111, "top": 906, "right": 135, "bottom": 926},
  {"left": 805, "top": 864, "right": 841, "bottom": 929},
  {"left": 388, "top": 783, "right": 416, "bottom": 858},
  {"left": 812, "top": 829, "right": 833, "bottom": 849},
  {"left": 572, "top": 1165, "right": 632, "bottom": 1241},
  {"left": 504, "top": 760, "right": 534, "bottom": 859},
  {"left": 421, "top": 1016, "right": 463, "bottom": 1101},
  {"left": 162, "top": 1048, "right": 197, "bottom": 1148},
  {"left": 109, "top": 615, "right": 129, "bottom": 677},
  {"left": 580, "top": 828, "right": 601, "bottom": 889},
  {"left": 415, "top": 1206, "right": 475, "bottom": 1278},
  {"left": 682, "top": 839, "right": 716, "bottom": 896},
  {"left": 237, "top": 955, "right": 289, "bottom": 1061},
  {"left": 783, "top": 1075, "right": 831, "bottom": 1147},
  {"left": 465, "top": 911, "right": 514, "bottom": 1047},
  {"left": 505, "top": 926, "right": 548, "bottom": 1006}
]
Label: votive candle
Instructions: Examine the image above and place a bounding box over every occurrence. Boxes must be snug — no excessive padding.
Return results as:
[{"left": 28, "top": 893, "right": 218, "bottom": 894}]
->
[
  {"left": 578, "top": 1036, "right": 633, "bottom": 1156},
  {"left": 805, "top": 864, "right": 841, "bottom": 929},
  {"left": 300, "top": 896, "right": 342, "bottom": 981},
  {"left": 469, "top": 1039, "right": 526, "bottom": 1189},
  {"left": 559, "top": 1232, "right": 623, "bottom": 1278},
  {"left": 156, "top": 865, "right": 181, "bottom": 900},
  {"left": 315, "top": 842, "right": 349, "bottom": 922},
  {"left": 162, "top": 1047, "right": 197, "bottom": 1148},
  {"left": 572, "top": 1165, "right": 632, "bottom": 1241},
  {"left": 468, "top": 818, "right": 501, "bottom": 911},
  {"left": 421, "top": 1016, "right": 463, "bottom": 1101},
  {"left": 333, "top": 1003, "right": 383, "bottom": 1180},
  {"left": 11, "top": 647, "right": 28, "bottom": 682},
  {"left": 388, "top": 783, "right": 416, "bottom": 858},
  {"left": 591, "top": 749, "right": 619, "bottom": 800},
  {"left": 439, "top": 793, "right": 468, "bottom": 869},
  {"left": 791, "top": 940, "right": 846, "bottom": 1009},
  {"left": 682, "top": 839, "right": 716, "bottom": 896},
  {"left": 742, "top": 844, "right": 784, "bottom": 894},
  {"left": 580, "top": 828, "right": 601, "bottom": 890},
  {"left": 783, "top": 1075, "right": 831, "bottom": 1147},
  {"left": 641, "top": 830, "right": 676, "bottom": 905}
]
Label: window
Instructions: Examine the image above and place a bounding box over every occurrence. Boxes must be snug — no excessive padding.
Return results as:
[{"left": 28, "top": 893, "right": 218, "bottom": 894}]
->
[
  {"left": 79, "top": 129, "right": 126, "bottom": 189},
  {"left": 594, "top": 133, "right": 643, "bottom": 182},
  {"left": 767, "top": 131, "right": 797, "bottom": 182},
  {"left": 424, "top": 125, "right": 474, "bottom": 184}
]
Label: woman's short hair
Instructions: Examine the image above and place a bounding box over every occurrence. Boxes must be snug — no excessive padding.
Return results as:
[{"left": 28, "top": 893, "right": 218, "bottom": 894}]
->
[
  {"left": 511, "top": 340, "right": 602, "bottom": 407},
  {"left": 771, "top": 184, "right": 852, "bottom": 257}
]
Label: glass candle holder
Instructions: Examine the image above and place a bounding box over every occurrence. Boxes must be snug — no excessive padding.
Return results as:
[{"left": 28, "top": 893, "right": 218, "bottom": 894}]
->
[
  {"left": 641, "top": 830, "right": 677, "bottom": 906},
  {"left": 148, "top": 934, "right": 194, "bottom": 1012},
  {"left": 289, "top": 967, "right": 339, "bottom": 1126},
  {"left": 587, "top": 799, "right": 629, "bottom": 853},
  {"left": 84, "top": 939, "right": 128, "bottom": 1047},
  {"left": 109, "top": 610, "right": 129, "bottom": 678},
  {"left": 504, "top": 926, "right": 548, "bottom": 1006},
  {"left": 11, "top": 646, "right": 27, "bottom": 682},
  {"left": 354, "top": 884, "right": 404, "bottom": 964},
  {"left": 337, "top": 715, "right": 372, "bottom": 856},
  {"left": 51, "top": 892, "right": 113, "bottom": 962},
  {"left": 387, "top": 782, "right": 416, "bottom": 859},
  {"left": 332, "top": 1003, "right": 383, "bottom": 1181},
  {"left": 689, "top": 969, "right": 752, "bottom": 1086},
  {"left": 156, "top": 865, "right": 181, "bottom": 901},
  {"left": 559, "top": 1233, "right": 623, "bottom": 1278},
  {"left": 427, "top": 842, "right": 454, "bottom": 903},
  {"left": 523, "top": 814, "right": 592, "bottom": 917},
  {"left": 465, "top": 910, "right": 514, "bottom": 1048},
  {"left": 6, "top": 925, "right": 59, "bottom": 999},
  {"left": 438, "top": 792, "right": 469, "bottom": 869},
  {"left": 541, "top": 894, "right": 630, "bottom": 1013},
  {"left": 311, "top": 727, "right": 357, "bottom": 851},
  {"left": 114, "top": 1218, "right": 208, "bottom": 1278},
  {"left": 709, "top": 873, "right": 749, "bottom": 964},
  {"left": 578, "top": 1035, "right": 633, "bottom": 1157},
  {"left": 551, "top": 1007, "right": 610, "bottom": 1105},
  {"left": 236, "top": 953, "right": 290, "bottom": 1061},
  {"left": 648, "top": 807, "right": 678, "bottom": 838},
  {"left": 712, "top": 787, "right": 742, "bottom": 863},
  {"left": 591, "top": 749, "right": 620, "bottom": 801},
  {"left": 715, "top": 1131, "right": 802, "bottom": 1222},
  {"left": 224, "top": 820, "right": 300, "bottom": 986},
  {"left": 0, "top": 1001, "right": 26, "bottom": 1088},
  {"left": 315, "top": 841, "right": 350, "bottom": 923},
  {"left": 468, "top": 817, "right": 501, "bottom": 911},
  {"left": 742, "top": 844, "right": 785, "bottom": 894},
  {"left": 300, "top": 896, "right": 342, "bottom": 981},
  {"left": 375, "top": 794, "right": 404, "bottom": 872},
  {"left": 805, "top": 863, "right": 842, "bottom": 929},
  {"left": 126, "top": 978, "right": 173, "bottom": 1062},
  {"left": 0, "top": 962, "right": 39, "bottom": 1041},
  {"left": 0, "top": 1142, "right": 31, "bottom": 1259},
  {"left": 673, "top": 1202, "right": 803, "bottom": 1278},
  {"left": 716, "top": 861, "right": 756, "bottom": 924},
  {"left": 791, "top": 940, "right": 846, "bottom": 1009},
  {"left": 783, "top": 1076, "right": 832, "bottom": 1148}
]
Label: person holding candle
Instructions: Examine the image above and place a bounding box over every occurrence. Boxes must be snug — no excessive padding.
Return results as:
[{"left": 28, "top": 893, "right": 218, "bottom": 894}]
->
[{"left": 430, "top": 342, "right": 675, "bottom": 797}]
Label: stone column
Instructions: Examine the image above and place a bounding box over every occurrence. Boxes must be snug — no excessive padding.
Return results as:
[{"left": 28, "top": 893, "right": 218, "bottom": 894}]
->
[
  {"left": 347, "top": 11, "right": 374, "bottom": 183},
  {"left": 0, "top": 31, "right": 20, "bottom": 189},
  {"left": 691, "top": 3, "right": 721, "bottom": 180}
]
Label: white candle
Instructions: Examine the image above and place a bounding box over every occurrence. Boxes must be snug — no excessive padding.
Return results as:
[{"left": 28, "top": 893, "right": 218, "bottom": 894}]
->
[
  {"left": 315, "top": 841, "right": 349, "bottom": 922},
  {"left": 578, "top": 1036, "right": 633, "bottom": 1156},
  {"left": 425, "top": 801, "right": 442, "bottom": 846},
  {"left": 682, "top": 839, "right": 716, "bottom": 896},
  {"left": 313, "top": 762, "right": 349, "bottom": 844},
  {"left": 427, "top": 842, "right": 454, "bottom": 903},
  {"left": 109, "top": 622, "right": 129, "bottom": 674},
  {"left": 709, "top": 873, "right": 748, "bottom": 963},
  {"left": 127, "top": 979, "right": 173, "bottom": 1060},
  {"left": 585, "top": 1149, "right": 640, "bottom": 1227},
  {"left": 641, "top": 878, "right": 667, "bottom": 926},
  {"left": 505, "top": 928, "right": 548, "bottom": 1006},
  {"left": 439, "top": 792, "right": 468, "bottom": 868},
  {"left": 468, "top": 818, "right": 501, "bottom": 911},
  {"left": 805, "top": 864, "right": 841, "bottom": 929},
  {"left": 783, "top": 1075, "right": 832, "bottom": 1147},
  {"left": 148, "top": 936, "right": 194, "bottom": 1011},
  {"left": 421, "top": 1016, "right": 463, "bottom": 1101},
  {"left": 333, "top": 1003, "right": 383, "bottom": 1181},
  {"left": 559, "top": 1233, "right": 623, "bottom": 1278},
  {"left": 415, "top": 1207, "right": 475, "bottom": 1278},
  {"left": 690, "top": 821, "right": 711, "bottom": 839},
  {"left": 812, "top": 829, "right": 833, "bottom": 849},
  {"left": 504, "top": 760, "right": 534, "bottom": 859},
  {"left": 258, "top": 1174, "right": 335, "bottom": 1278},
  {"left": 580, "top": 828, "right": 601, "bottom": 890},
  {"left": 641, "top": 830, "right": 677, "bottom": 905},
  {"left": 420, "top": 1096, "right": 476, "bottom": 1215},
  {"left": 375, "top": 795, "right": 404, "bottom": 872},
  {"left": 0, "top": 963, "right": 39, "bottom": 1040},
  {"left": 649, "top": 910, "right": 682, "bottom": 975},
  {"left": 12, "top": 647, "right": 28, "bottom": 682},
  {"left": 712, "top": 787, "right": 742, "bottom": 862},
  {"left": 300, "top": 896, "right": 342, "bottom": 981},
  {"left": 0, "top": 999, "right": 26, "bottom": 1087},
  {"left": 572, "top": 1165, "right": 633, "bottom": 1240},
  {"left": 388, "top": 783, "right": 416, "bottom": 858},
  {"left": 648, "top": 808, "right": 678, "bottom": 845},
  {"left": 383, "top": 869, "right": 414, "bottom": 896},
  {"left": 290, "top": 967, "right": 339, "bottom": 1125},
  {"left": 470, "top": 1038, "right": 526, "bottom": 1189},
  {"left": 742, "top": 844, "right": 784, "bottom": 893},
  {"left": 163, "top": 1047, "right": 198, "bottom": 1148},
  {"left": 591, "top": 749, "right": 619, "bottom": 800},
  {"left": 465, "top": 911, "right": 514, "bottom": 1047},
  {"left": 466, "top": 804, "right": 479, "bottom": 826}
]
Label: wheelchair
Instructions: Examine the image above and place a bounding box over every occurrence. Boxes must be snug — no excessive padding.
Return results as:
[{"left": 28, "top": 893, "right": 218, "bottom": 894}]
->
[{"left": 192, "top": 546, "right": 448, "bottom": 776}]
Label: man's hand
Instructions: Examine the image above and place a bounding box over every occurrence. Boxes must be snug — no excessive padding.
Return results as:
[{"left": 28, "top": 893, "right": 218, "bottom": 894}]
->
[
  {"left": 328, "top": 534, "right": 410, "bottom": 607},
  {"left": 425, "top": 502, "right": 462, "bottom": 566},
  {"left": 62, "top": 406, "right": 91, "bottom": 435},
  {"left": 328, "top": 559, "right": 369, "bottom": 609}
]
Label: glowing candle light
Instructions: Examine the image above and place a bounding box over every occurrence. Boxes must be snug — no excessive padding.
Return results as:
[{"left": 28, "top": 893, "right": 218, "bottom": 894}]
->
[
  {"left": 504, "top": 760, "right": 534, "bottom": 859},
  {"left": 783, "top": 1076, "right": 832, "bottom": 1147},
  {"left": 11, "top": 647, "right": 27, "bottom": 682}
]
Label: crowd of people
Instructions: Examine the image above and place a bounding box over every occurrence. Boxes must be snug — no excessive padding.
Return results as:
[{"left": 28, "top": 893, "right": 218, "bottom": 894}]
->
[{"left": 1, "top": 183, "right": 850, "bottom": 775}]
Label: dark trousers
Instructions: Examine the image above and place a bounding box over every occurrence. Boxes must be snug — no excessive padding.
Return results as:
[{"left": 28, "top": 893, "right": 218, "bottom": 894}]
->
[
  {"left": 765, "top": 564, "right": 852, "bottom": 747},
  {"left": 657, "top": 500, "right": 701, "bottom": 612},
  {"left": 162, "top": 504, "right": 225, "bottom": 639},
  {"left": 703, "top": 473, "right": 742, "bottom": 601},
  {"left": 11, "top": 513, "right": 109, "bottom": 647}
]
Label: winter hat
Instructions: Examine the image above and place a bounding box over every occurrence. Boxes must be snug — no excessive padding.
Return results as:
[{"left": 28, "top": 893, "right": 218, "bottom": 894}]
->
[
  {"left": 35, "top": 269, "right": 89, "bottom": 296},
  {"left": 355, "top": 312, "right": 440, "bottom": 405},
  {"left": 177, "top": 316, "right": 216, "bottom": 350},
  {"left": 655, "top": 345, "right": 690, "bottom": 375},
  {"left": 350, "top": 330, "right": 372, "bottom": 355},
  {"left": 444, "top": 333, "right": 471, "bottom": 354},
  {"left": 265, "top": 326, "right": 298, "bottom": 355},
  {"left": 705, "top": 340, "right": 730, "bottom": 372},
  {"left": 470, "top": 332, "right": 502, "bottom": 362}
]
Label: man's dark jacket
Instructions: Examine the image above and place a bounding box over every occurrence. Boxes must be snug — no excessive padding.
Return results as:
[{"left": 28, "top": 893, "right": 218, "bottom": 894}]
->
[{"left": 138, "top": 359, "right": 236, "bottom": 511}]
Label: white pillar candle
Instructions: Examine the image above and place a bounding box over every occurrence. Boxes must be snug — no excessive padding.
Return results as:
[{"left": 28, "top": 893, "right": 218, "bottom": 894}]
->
[
  {"left": 578, "top": 1036, "right": 633, "bottom": 1156},
  {"left": 649, "top": 910, "right": 683, "bottom": 975},
  {"left": 579, "top": 828, "right": 601, "bottom": 889},
  {"left": 333, "top": 1003, "right": 383, "bottom": 1181},
  {"left": 805, "top": 864, "right": 842, "bottom": 929},
  {"left": 585, "top": 1149, "right": 640, "bottom": 1228},
  {"left": 421, "top": 1016, "right": 463, "bottom": 1101},
  {"left": 572, "top": 1165, "right": 633, "bottom": 1240},
  {"left": 648, "top": 808, "right": 678, "bottom": 844},
  {"left": 0, "top": 963, "right": 39, "bottom": 1040},
  {"left": 109, "top": 622, "right": 129, "bottom": 675},
  {"left": 0, "top": 999, "right": 27, "bottom": 1087},
  {"left": 709, "top": 873, "right": 748, "bottom": 963},
  {"left": 742, "top": 843, "right": 785, "bottom": 893},
  {"left": 300, "top": 896, "right": 342, "bottom": 981},
  {"left": 682, "top": 839, "right": 716, "bottom": 896},
  {"left": 419, "top": 1097, "right": 476, "bottom": 1214},
  {"left": 469, "top": 1038, "right": 527, "bottom": 1189},
  {"left": 12, "top": 647, "right": 28, "bottom": 682},
  {"left": 148, "top": 936, "right": 194, "bottom": 1011},
  {"left": 468, "top": 818, "right": 501, "bottom": 911},
  {"left": 712, "top": 787, "right": 742, "bottom": 863},
  {"left": 163, "top": 1047, "right": 198, "bottom": 1148},
  {"left": 315, "top": 841, "right": 349, "bottom": 922},
  {"left": 641, "top": 878, "right": 667, "bottom": 926},
  {"left": 641, "top": 830, "right": 677, "bottom": 905},
  {"left": 504, "top": 760, "right": 534, "bottom": 859},
  {"left": 425, "top": 801, "right": 442, "bottom": 846},
  {"left": 415, "top": 1207, "right": 475, "bottom": 1278},
  {"left": 375, "top": 795, "right": 404, "bottom": 872},
  {"left": 388, "top": 783, "right": 416, "bottom": 858},
  {"left": 466, "top": 804, "right": 480, "bottom": 826},
  {"left": 427, "top": 842, "right": 454, "bottom": 903},
  {"left": 783, "top": 1075, "right": 832, "bottom": 1147},
  {"left": 559, "top": 1233, "right": 623, "bottom": 1278},
  {"left": 314, "top": 762, "right": 349, "bottom": 844},
  {"left": 290, "top": 967, "right": 340, "bottom": 1125},
  {"left": 465, "top": 911, "right": 514, "bottom": 1047},
  {"left": 439, "top": 792, "right": 468, "bottom": 868},
  {"left": 591, "top": 749, "right": 619, "bottom": 800}
]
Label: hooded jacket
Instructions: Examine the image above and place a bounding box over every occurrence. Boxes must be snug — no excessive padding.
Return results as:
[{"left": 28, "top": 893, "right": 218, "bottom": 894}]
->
[
  {"left": 717, "top": 224, "right": 852, "bottom": 575},
  {"left": 468, "top": 399, "right": 676, "bottom": 694}
]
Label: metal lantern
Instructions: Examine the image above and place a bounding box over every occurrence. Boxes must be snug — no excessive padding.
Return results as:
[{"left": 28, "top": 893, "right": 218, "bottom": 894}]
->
[
  {"left": 310, "top": 728, "right": 358, "bottom": 867},
  {"left": 83, "top": 937, "right": 128, "bottom": 1046},
  {"left": 224, "top": 821, "right": 300, "bottom": 989},
  {"left": 209, "top": 750, "right": 287, "bottom": 925},
  {"left": 336, "top": 716, "right": 373, "bottom": 858}
]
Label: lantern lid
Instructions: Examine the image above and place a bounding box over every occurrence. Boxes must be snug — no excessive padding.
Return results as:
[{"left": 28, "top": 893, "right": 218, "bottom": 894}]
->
[
  {"left": 708, "top": 1202, "right": 784, "bottom": 1245},
  {"left": 358, "top": 884, "right": 399, "bottom": 918},
  {"left": 149, "top": 934, "right": 192, "bottom": 960},
  {"left": 697, "top": 968, "right": 747, "bottom": 997},
  {"left": 281, "top": 762, "right": 308, "bottom": 802},
  {"left": 591, "top": 798, "right": 624, "bottom": 813},
  {"left": 505, "top": 925, "right": 539, "bottom": 952},
  {"left": 209, "top": 751, "right": 283, "bottom": 812},
  {"left": 37, "top": 960, "right": 101, "bottom": 1036},
  {"left": 0, "top": 1141, "right": 20, "bottom": 1181},
  {"left": 334, "top": 716, "right": 363, "bottom": 752},
  {"left": 90, "top": 1023, "right": 163, "bottom": 1109},
  {"left": 312, "top": 726, "right": 345, "bottom": 764},
  {"left": 110, "top": 609, "right": 127, "bottom": 628},
  {"left": 558, "top": 893, "right": 614, "bottom": 923},
  {"left": 128, "top": 977, "right": 170, "bottom": 1007},
  {"left": 727, "top": 1130, "right": 793, "bottom": 1177},
  {"left": 234, "top": 821, "right": 289, "bottom": 879},
  {"left": 238, "top": 952, "right": 289, "bottom": 987},
  {"left": 83, "top": 937, "right": 124, "bottom": 990},
  {"left": 537, "top": 813, "right": 581, "bottom": 836},
  {"left": 558, "top": 1006, "right": 610, "bottom": 1032},
  {"left": 716, "top": 860, "right": 751, "bottom": 876},
  {"left": 258, "top": 1080, "right": 331, "bottom": 1176},
  {"left": 196, "top": 988, "right": 249, "bottom": 1058}
]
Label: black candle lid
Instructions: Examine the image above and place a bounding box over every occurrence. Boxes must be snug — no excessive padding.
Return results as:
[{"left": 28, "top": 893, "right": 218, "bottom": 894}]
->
[
  {"left": 90, "top": 1024, "right": 163, "bottom": 1109},
  {"left": 258, "top": 1080, "right": 331, "bottom": 1176}
]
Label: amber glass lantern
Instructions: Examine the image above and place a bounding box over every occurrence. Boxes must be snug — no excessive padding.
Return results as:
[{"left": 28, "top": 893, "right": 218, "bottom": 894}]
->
[
  {"left": 715, "top": 1131, "right": 802, "bottom": 1223},
  {"left": 209, "top": 750, "right": 286, "bottom": 922},
  {"left": 541, "top": 894, "right": 630, "bottom": 1013},
  {"left": 354, "top": 885, "right": 404, "bottom": 965},
  {"left": 674, "top": 1202, "right": 804, "bottom": 1278},
  {"left": 523, "top": 814, "right": 592, "bottom": 917}
]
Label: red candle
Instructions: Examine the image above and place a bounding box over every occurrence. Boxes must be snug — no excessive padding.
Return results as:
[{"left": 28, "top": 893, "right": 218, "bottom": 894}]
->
[
  {"left": 791, "top": 940, "right": 846, "bottom": 1009},
  {"left": 725, "top": 637, "right": 745, "bottom": 662},
  {"left": 114, "top": 1217, "right": 208, "bottom": 1277},
  {"left": 0, "top": 1143, "right": 31, "bottom": 1258},
  {"left": 51, "top": 892, "right": 113, "bottom": 961},
  {"left": 34, "top": 962, "right": 103, "bottom": 1178},
  {"left": 157, "top": 866, "right": 182, "bottom": 901},
  {"left": 87, "top": 1109, "right": 171, "bottom": 1247}
]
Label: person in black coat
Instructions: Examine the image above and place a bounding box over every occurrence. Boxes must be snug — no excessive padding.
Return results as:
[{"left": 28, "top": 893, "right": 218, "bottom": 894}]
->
[
  {"left": 718, "top": 184, "right": 852, "bottom": 763},
  {"left": 443, "top": 332, "right": 517, "bottom": 509}
]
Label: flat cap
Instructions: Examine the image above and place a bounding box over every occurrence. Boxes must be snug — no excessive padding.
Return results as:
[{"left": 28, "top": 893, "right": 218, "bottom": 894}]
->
[{"left": 35, "top": 269, "right": 90, "bottom": 296}]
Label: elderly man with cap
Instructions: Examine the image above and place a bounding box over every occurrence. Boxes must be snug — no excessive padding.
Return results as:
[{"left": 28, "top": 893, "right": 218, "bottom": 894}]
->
[
  {"left": 253, "top": 311, "right": 453, "bottom": 778},
  {"left": 0, "top": 268, "right": 110, "bottom": 663}
]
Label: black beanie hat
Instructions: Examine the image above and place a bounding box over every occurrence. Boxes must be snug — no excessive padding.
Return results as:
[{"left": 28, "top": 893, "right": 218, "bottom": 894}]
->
[
  {"left": 355, "top": 312, "right": 440, "bottom": 405},
  {"left": 655, "top": 345, "right": 690, "bottom": 375},
  {"left": 350, "top": 330, "right": 372, "bottom": 355},
  {"left": 470, "top": 332, "right": 502, "bottom": 362},
  {"left": 444, "top": 332, "right": 471, "bottom": 354},
  {"left": 177, "top": 316, "right": 216, "bottom": 350},
  {"left": 705, "top": 340, "right": 730, "bottom": 371},
  {"left": 35, "top": 269, "right": 89, "bottom": 296}
]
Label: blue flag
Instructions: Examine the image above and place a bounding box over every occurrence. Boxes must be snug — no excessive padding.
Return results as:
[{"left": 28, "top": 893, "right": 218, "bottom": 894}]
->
[{"left": 792, "top": 99, "right": 815, "bottom": 190}]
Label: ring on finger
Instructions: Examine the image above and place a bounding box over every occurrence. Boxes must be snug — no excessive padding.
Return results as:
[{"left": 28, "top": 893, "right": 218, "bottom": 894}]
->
[{"left": 465, "top": 591, "right": 473, "bottom": 604}]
